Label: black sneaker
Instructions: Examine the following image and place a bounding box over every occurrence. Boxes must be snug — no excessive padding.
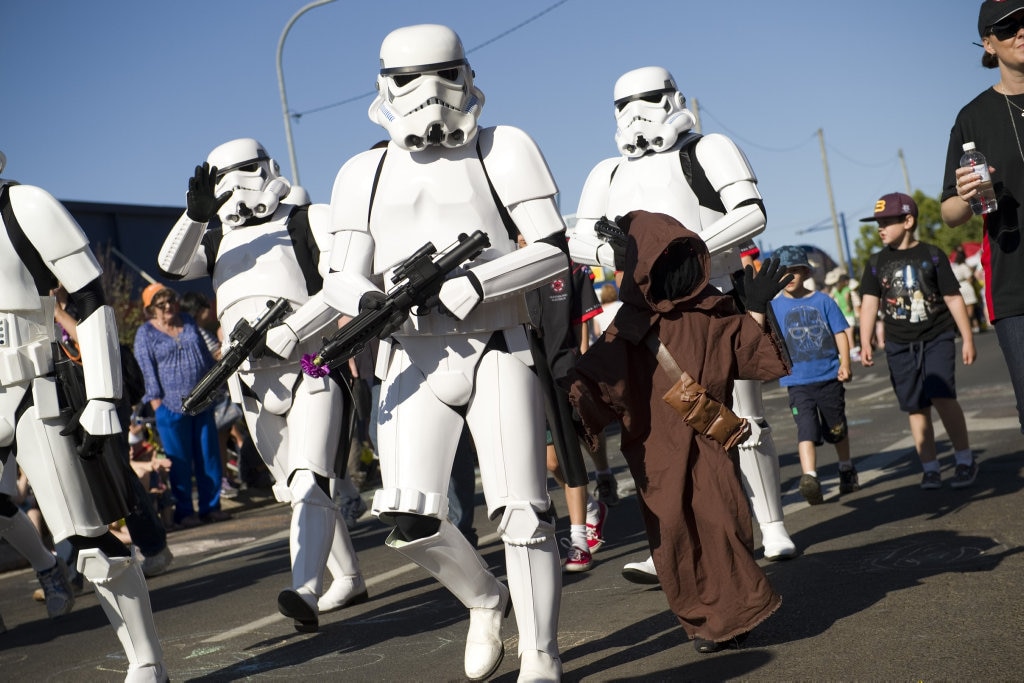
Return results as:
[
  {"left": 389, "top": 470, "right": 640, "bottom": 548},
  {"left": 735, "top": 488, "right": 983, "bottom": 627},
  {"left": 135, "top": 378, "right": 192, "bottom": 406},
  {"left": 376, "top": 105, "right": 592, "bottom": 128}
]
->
[
  {"left": 799, "top": 473, "right": 823, "bottom": 505},
  {"left": 594, "top": 473, "right": 620, "bottom": 507},
  {"left": 950, "top": 459, "right": 979, "bottom": 489},
  {"left": 920, "top": 470, "right": 942, "bottom": 490},
  {"left": 838, "top": 466, "right": 860, "bottom": 494}
]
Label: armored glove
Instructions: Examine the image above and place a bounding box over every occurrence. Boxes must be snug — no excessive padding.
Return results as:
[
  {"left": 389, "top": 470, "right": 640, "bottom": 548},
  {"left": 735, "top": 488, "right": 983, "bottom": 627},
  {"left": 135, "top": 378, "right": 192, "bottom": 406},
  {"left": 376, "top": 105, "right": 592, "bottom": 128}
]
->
[
  {"left": 358, "top": 290, "right": 408, "bottom": 340},
  {"left": 186, "top": 162, "right": 231, "bottom": 222},
  {"left": 738, "top": 257, "right": 793, "bottom": 314}
]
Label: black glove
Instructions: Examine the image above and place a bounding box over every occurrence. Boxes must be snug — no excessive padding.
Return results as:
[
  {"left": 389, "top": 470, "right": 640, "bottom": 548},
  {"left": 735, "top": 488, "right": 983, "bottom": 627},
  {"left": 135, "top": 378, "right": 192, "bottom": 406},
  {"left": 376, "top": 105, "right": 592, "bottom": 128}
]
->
[
  {"left": 358, "top": 290, "right": 409, "bottom": 339},
  {"left": 59, "top": 405, "right": 112, "bottom": 460},
  {"left": 739, "top": 257, "right": 793, "bottom": 313},
  {"left": 186, "top": 162, "right": 231, "bottom": 222}
]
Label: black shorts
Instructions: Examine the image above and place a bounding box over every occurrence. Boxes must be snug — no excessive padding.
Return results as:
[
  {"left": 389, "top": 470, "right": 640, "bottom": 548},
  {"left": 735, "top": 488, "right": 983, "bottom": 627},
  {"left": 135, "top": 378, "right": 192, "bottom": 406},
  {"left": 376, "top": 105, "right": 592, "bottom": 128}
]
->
[
  {"left": 885, "top": 330, "right": 957, "bottom": 412},
  {"left": 787, "top": 379, "right": 847, "bottom": 445}
]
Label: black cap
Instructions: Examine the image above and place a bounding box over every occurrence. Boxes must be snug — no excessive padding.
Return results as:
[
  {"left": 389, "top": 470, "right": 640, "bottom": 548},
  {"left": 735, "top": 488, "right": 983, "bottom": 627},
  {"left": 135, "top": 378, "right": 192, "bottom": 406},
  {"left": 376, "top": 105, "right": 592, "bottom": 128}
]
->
[{"left": 979, "top": 0, "right": 1024, "bottom": 38}]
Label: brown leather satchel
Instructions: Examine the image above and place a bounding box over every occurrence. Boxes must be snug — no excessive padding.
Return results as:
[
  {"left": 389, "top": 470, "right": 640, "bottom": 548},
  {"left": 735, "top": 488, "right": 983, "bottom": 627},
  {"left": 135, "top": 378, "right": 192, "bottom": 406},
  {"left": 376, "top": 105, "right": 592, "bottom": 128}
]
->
[{"left": 644, "top": 333, "right": 751, "bottom": 450}]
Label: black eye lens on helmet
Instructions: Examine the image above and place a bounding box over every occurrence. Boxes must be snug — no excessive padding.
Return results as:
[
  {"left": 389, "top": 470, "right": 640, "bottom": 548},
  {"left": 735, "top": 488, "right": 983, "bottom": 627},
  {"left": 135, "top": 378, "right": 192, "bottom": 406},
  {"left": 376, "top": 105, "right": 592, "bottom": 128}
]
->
[
  {"left": 393, "top": 73, "right": 420, "bottom": 87},
  {"left": 437, "top": 68, "right": 459, "bottom": 81},
  {"left": 640, "top": 94, "right": 662, "bottom": 104}
]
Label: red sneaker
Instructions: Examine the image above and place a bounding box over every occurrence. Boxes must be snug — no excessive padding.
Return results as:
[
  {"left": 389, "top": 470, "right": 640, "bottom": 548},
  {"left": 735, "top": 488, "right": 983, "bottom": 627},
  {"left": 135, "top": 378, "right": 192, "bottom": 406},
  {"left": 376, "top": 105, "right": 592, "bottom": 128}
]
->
[
  {"left": 563, "top": 545, "right": 593, "bottom": 572},
  {"left": 586, "top": 501, "right": 608, "bottom": 553}
]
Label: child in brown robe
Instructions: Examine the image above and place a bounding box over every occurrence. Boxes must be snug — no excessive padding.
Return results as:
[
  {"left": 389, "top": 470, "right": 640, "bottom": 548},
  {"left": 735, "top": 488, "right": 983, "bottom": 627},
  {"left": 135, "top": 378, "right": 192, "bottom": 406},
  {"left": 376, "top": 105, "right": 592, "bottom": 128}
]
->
[{"left": 568, "top": 210, "right": 791, "bottom": 651}]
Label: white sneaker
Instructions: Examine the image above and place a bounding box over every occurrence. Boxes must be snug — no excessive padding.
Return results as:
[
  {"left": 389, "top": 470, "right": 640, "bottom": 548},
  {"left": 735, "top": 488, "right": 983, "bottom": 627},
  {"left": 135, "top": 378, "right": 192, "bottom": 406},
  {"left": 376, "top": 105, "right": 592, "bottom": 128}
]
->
[
  {"left": 36, "top": 555, "right": 74, "bottom": 618},
  {"left": 621, "top": 555, "right": 660, "bottom": 585}
]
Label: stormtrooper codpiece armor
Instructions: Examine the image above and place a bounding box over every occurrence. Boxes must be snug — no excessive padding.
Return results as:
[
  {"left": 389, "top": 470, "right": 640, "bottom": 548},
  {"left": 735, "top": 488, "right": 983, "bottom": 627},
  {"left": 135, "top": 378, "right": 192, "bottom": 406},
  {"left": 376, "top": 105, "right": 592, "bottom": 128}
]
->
[
  {"left": 157, "top": 138, "right": 366, "bottom": 632},
  {"left": 0, "top": 157, "right": 165, "bottom": 681},
  {"left": 323, "top": 24, "right": 566, "bottom": 682},
  {"left": 569, "top": 66, "right": 796, "bottom": 561}
]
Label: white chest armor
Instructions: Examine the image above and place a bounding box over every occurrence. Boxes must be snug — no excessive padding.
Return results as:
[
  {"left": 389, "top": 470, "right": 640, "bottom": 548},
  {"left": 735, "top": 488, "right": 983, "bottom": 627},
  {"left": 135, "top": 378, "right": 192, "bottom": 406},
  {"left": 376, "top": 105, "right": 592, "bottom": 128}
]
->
[
  {"left": 369, "top": 144, "right": 511, "bottom": 270},
  {"left": 212, "top": 206, "right": 311, "bottom": 333},
  {"left": 607, "top": 152, "right": 741, "bottom": 290},
  {"left": 370, "top": 145, "right": 526, "bottom": 334}
]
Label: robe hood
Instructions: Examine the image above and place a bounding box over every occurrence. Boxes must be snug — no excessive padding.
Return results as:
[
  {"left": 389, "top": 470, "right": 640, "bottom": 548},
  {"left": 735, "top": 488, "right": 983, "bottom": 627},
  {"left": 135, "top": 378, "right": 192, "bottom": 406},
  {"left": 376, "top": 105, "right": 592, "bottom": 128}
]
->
[{"left": 611, "top": 210, "right": 737, "bottom": 344}]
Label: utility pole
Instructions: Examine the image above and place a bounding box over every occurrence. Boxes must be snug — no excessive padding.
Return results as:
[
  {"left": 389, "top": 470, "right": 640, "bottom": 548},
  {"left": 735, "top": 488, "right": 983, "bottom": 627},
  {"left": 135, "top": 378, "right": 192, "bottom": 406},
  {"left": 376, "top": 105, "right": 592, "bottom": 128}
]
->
[
  {"left": 817, "top": 128, "right": 847, "bottom": 270},
  {"left": 276, "top": 0, "right": 338, "bottom": 186},
  {"left": 898, "top": 148, "right": 912, "bottom": 196}
]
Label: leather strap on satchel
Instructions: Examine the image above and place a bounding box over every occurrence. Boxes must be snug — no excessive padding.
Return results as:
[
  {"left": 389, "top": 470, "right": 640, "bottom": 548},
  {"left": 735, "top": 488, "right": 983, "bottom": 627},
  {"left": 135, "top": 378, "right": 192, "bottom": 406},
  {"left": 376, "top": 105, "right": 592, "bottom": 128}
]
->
[{"left": 643, "top": 332, "right": 751, "bottom": 450}]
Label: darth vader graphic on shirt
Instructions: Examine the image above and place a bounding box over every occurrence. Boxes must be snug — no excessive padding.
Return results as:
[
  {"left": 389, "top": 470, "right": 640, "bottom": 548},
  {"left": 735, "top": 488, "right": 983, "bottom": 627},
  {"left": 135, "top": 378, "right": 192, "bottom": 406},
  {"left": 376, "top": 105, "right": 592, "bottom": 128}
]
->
[
  {"left": 878, "top": 259, "right": 942, "bottom": 323},
  {"left": 783, "top": 304, "right": 837, "bottom": 363}
]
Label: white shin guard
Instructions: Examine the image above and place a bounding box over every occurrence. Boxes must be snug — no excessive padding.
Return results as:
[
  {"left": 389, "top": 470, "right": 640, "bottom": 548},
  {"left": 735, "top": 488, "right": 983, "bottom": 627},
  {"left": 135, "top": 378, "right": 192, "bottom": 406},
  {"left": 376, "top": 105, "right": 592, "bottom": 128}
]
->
[
  {"left": 737, "top": 424, "right": 796, "bottom": 560},
  {"left": 387, "top": 520, "right": 509, "bottom": 680},
  {"left": 498, "top": 502, "right": 561, "bottom": 674},
  {"left": 77, "top": 548, "right": 166, "bottom": 682}
]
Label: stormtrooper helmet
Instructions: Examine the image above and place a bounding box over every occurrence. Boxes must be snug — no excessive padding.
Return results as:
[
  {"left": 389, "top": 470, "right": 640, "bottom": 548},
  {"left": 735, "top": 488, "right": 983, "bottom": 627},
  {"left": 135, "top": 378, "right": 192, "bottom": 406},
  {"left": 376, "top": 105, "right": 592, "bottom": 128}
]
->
[
  {"left": 613, "top": 66, "right": 696, "bottom": 158},
  {"left": 207, "top": 138, "right": 291, "bottom": 227},
  {"left": 368, "top": 24, "right": 485, "bottom": 151}
]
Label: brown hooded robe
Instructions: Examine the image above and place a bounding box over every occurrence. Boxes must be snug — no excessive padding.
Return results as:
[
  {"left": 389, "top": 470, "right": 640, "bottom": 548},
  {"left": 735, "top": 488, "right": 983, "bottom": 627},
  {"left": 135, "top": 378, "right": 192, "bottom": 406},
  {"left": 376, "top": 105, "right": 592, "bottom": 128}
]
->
[{"left": 568, "top": 211, "right": 788, "bottom": 642}]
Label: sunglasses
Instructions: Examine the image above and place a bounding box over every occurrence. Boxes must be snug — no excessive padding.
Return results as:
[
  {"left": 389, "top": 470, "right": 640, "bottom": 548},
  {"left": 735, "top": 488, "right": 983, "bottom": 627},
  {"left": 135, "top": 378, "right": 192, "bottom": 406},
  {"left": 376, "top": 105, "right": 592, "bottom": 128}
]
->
[
  {"left": 153, "top": 298, "right": 178, "bottom": 310},
  {"left": 989, "top": 15, "right": 1024, "bottom": 41}
]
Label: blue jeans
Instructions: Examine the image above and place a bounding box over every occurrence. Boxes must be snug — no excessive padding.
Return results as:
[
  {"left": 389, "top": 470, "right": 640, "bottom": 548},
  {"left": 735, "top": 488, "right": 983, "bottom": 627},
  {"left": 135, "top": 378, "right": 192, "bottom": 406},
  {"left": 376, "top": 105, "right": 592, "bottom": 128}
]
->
[
  {"left": 995, "top": 315, "right": 1024, "bottom": 433},
  {"left": 155, "top": 405, "right": 222, "bottom": 521}
]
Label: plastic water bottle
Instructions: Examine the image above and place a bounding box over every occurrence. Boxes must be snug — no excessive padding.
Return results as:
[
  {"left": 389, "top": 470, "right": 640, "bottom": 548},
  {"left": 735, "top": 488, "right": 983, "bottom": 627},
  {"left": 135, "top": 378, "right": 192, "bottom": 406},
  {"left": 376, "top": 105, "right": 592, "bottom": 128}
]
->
[{"left": 960, "top": 142, "right": 998, "bottom": 215}]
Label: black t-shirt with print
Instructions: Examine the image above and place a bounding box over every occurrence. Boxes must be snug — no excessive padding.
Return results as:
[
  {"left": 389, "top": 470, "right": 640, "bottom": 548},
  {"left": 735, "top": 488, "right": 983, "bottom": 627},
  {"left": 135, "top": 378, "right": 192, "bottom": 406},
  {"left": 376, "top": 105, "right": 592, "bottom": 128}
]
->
[
  {"left": 942, "top": 87, "right": 1024, "bottom": 321},
  {"left": 860, "top": 242, "right": 960, "bottom": 344}
]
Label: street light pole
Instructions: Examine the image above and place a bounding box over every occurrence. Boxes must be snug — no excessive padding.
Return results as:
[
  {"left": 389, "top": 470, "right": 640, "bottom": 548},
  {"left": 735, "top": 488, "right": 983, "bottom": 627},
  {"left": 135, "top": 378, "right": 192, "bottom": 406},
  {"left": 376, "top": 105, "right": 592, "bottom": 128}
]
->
[{"left": 276, "top": 0, "right": 338, "bottom": 186}]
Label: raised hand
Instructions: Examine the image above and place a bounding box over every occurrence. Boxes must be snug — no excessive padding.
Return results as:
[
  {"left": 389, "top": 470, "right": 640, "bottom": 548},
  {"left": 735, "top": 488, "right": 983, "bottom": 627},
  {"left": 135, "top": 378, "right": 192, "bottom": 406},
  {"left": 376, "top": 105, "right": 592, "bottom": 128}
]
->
[{"left": 186, "top": 162, "right": 231, "bottom": 222}]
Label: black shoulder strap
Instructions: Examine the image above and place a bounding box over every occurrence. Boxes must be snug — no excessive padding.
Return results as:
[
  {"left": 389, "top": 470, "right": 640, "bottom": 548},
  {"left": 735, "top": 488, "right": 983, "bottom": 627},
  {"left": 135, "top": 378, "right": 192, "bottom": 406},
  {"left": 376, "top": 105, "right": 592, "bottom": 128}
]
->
[
  {"left": 1, "top": 181, "right": 59, "bottom": 294},
  {"left": 679, "top": 134, "right": 727, "bottom": 215},
  {"left": 476, "top": 137, "right": 519, "bottom": 243},
  {"left": 286, "top": 204, "right": 324, "bottom": 295},
  {"left": 366, "top": 140, "right": 389, "bottom": 227},
  {"left": 200, "top": 225, "right": 223, "bottom": 279}
]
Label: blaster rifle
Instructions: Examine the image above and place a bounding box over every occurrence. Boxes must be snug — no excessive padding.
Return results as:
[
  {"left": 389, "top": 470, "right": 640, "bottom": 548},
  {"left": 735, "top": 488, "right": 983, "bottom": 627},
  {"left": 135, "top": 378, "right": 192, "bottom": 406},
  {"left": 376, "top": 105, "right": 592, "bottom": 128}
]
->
[
  {"left": 182, "top": 297, "right": 292, "bottom": 415},
  {"left": 594, "top": 216, "right": 628, "bottom": 250},
  {"left": 308, "top": 230, "right": 491, "bottom": 373}
]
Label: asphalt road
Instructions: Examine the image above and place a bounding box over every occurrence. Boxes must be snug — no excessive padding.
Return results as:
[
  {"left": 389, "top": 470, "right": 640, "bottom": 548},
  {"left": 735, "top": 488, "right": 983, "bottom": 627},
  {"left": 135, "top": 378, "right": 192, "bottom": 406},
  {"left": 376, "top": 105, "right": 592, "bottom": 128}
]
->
[{"left": 2, "top": 329, "right": 1022, "bottom": 681}]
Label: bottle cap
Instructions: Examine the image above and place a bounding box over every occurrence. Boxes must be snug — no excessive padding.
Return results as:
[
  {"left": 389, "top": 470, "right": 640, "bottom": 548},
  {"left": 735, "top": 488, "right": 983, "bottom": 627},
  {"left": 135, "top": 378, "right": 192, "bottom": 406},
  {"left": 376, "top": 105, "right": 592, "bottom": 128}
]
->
[{"left": 962, "top": 141, "right": 976, "bottom": 152}]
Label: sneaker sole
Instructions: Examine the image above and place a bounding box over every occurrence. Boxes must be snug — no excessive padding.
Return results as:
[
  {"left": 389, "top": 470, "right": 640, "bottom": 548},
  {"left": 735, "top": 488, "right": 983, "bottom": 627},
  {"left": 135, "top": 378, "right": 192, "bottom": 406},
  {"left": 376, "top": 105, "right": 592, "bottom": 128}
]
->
[
  {"left": 622, "top": 568, "right": 661, "bottom": 585},
  {"left": 563, "top": 562, "right": 593, "bottom": 573},
  {"left": 799, "top": 479, "right": 823, "bottom": 505}
]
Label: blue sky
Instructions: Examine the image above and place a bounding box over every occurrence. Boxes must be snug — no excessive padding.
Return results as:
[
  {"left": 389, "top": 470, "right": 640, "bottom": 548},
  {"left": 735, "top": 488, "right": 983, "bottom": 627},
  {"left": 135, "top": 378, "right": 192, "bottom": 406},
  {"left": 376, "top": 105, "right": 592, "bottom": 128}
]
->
[{"left": 4, "top": 1, "right": 986, "bottom": 263}]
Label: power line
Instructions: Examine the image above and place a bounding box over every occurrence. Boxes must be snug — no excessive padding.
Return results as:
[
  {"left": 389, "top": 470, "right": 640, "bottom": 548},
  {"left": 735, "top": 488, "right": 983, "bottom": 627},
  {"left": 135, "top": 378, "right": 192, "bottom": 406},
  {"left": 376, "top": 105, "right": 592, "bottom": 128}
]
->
[
  {"left": 291, "top": 0, "right": 573, "bottom": 120},
  {"left": 698, "top": 105, "right": 816, "bottom": 153}
]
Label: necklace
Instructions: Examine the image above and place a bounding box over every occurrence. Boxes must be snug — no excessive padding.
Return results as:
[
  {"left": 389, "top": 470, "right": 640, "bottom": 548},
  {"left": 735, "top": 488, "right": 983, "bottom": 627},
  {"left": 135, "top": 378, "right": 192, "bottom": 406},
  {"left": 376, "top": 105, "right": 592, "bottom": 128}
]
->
[
  {"left": 1005, "top": 95, "right": 1024, "bottom": 165},
  {"left": 1005, "top": 92, "right": 1024, "bottom": 117}
]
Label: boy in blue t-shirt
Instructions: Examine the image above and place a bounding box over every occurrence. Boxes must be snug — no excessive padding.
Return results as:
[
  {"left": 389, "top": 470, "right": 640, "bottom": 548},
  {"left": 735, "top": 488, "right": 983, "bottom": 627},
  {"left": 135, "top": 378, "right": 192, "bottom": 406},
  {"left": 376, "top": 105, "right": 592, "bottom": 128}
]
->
[{"left": 770, "top": 246, "right": 857, "bottom": 504}]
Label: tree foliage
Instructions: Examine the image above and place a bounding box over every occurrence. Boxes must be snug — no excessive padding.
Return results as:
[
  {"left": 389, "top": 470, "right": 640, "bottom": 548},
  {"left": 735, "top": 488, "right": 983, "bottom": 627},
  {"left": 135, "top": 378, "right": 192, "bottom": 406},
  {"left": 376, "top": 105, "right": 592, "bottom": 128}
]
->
[
  {"left": 95, "top": 246, "right": 147, "bottom": 347},
  {"left": 850, "top": 190, "right": 984, "bottom": 276}
]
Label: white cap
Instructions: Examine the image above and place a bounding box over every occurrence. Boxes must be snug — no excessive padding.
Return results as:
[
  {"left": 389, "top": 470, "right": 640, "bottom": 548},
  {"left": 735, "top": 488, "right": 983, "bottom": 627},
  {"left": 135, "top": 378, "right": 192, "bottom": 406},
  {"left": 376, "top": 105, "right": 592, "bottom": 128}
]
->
[{"left": 962, "top": 141, "right": 977, "bottom": 151}]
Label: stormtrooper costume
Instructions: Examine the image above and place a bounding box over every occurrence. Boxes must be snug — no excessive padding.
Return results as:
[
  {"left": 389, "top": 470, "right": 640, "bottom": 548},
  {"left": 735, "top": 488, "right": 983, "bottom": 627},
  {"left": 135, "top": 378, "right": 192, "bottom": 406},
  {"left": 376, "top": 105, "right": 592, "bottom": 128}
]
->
[
  {"left": 0, "top": 154, "right": 165, "bottom": 681},
  {"left": 323, "top": 24, "right": 566, "bottom": 682},
  {"left": 157, "top": 138, "right": 366, "bottom": 633},
  {"left": 569, "top": 66, "right": 797, "bottom": 563}
]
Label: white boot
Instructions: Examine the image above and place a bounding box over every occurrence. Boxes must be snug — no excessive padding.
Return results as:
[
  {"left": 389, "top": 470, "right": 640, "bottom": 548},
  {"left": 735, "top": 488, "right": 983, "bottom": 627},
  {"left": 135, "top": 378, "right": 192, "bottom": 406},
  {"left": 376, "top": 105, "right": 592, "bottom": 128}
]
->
[
  {"left": 318, "top": 574, "right": 368, "bottom": 613},
  {"left": 760, "top": 521, "right": 797, "bottom": 561},
  {"left": 518, "top": 650, "right": 562, "bottom": 682},
  {"left": 279, "top": 474, "right": 336, "bottom": 632},
  {"left": 77, "top": 548, "right": 166, "bottom": 683},
  {"left": 388, "top": 520, "right": 509, "bottom": 680},
  {"left": 621, "top": 555, "right": 660, "bottom": 585},
  {"left": 318, "top": 507, "right": 368, "bottom": 613},
  {"left": 500, "top": 502, "right": 562, "bottom": 681}
]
